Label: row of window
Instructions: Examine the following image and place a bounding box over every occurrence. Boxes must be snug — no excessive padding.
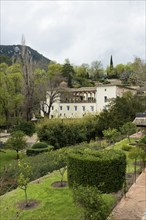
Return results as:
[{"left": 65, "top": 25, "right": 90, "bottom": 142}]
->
[{"left": 52, "top": 105, "right": 95, "bottom": 111}]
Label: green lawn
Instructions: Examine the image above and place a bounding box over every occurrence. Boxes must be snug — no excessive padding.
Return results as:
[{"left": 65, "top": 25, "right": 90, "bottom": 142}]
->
[
  {"left": 0, "top": 170, "right": 84, "bottom": 220},
  {"left": 0, "top": 150, "right": 25, "bottom": 172},
  {"left": 113, "top": 138, "right": 141, "bottom": 173}
]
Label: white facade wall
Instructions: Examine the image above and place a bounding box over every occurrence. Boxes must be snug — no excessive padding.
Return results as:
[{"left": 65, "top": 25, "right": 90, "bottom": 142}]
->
[
  {"left": 42, "top": 85, "right": 137, "bottom": 118},
  {"left": 50, "top": 102, "right": 97, "bottom": 118},
  {"left": 96, "top": 85, "right": 117, "bottom": 112}
]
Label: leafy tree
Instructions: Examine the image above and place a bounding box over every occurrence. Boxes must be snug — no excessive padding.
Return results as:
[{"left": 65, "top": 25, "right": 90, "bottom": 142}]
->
[
  {"left": 6, "top": 131, "right": 26, "bottom": 159},
  {"left": 90, "top": 60, "right": 104, "bottom": 81},
  {"left": 56, "top": 150, "right": 67, "bottom": 186},
  {"left": 120, "top": 122, "right": 137, "bottom": 142},
  {"left": 103, "top": 128, "right": 121, "bottom": 144},
  {"left": 128, "top": 57, "right": 146, "bottom": 86},
  {"left": 129, "top": 147, "right": 144, "bottom": 182},
  {"left": 40, "top": 62, "right": 65, "bottom": 118},
  {"left": 17, "top": 160, "right": 32, "bottom": 207},
  {"left": 0, "top": 63, "right": 23, "bottom": 127},
  {"left": 0, "top": 55, "right": 12, "bottom": 66}
]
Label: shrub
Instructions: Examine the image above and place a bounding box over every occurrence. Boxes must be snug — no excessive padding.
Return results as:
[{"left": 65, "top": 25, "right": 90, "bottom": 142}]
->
[
  {"left": 73, "top": 185, "right": 115, "bottom": 220},
  {"left": 26, "top": 145, "right": 53, "bottom": 156},
  {"left": 31, "top": 142, "right": 48, "bottom": 149},
  {"left": 0, "top": 148, "right": 69, "bottom": 195},
  {"left": 37, "top": 119, "right": 87, "bottom": 149},
  {"left": 122, "top": 144, "right": 132, "bottom": 151},
  {"left": 15, "top": 121, "right": 35, "bottom": 137},
  {"left": 67, "top": 149, "right": 126, "bottom": 193},
  {"left": 140, "top": 135, "right": 146, "bottom": 144}
]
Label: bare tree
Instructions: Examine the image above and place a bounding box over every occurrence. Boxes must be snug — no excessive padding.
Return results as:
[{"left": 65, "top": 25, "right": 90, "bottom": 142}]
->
[{"left": 17, "top": 36, "right": 35, "bottom": 121}]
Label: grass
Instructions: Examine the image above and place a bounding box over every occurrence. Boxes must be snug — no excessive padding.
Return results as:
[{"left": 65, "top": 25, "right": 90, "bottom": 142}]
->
[
  {"left": 113, "top": 138, "right": 141, "bottom": 173},
  {"left": 0, "top": 170, "right": 84, "bottom": 220},
  {"left": 0, "top": 138, "right": 138, "bottom": 220},
  {"left": 0, "top": 150, "right": 25, "bottom": 172}
]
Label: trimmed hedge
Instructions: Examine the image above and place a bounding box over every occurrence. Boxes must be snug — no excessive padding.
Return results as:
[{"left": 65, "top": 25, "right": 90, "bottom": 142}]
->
[
  {"left": 31, "top": 142, "right": 48, "bottom": 149},
  {"left": 26, "top": 142, "right": 53, "bottom": 156},
  {"left": 67, "top": 149, "right": 126, "bottom": 193}
]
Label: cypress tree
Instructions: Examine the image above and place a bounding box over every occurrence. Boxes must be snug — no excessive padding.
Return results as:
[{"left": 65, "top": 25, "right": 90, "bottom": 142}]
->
[{"left": 110, "top": 55, "right": 113, "bottom": 71}]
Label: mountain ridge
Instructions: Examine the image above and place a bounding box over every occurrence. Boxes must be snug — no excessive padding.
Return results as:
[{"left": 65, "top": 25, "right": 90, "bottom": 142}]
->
[{"left": 0, "top": 44, "right": 51, "bottom": 70}]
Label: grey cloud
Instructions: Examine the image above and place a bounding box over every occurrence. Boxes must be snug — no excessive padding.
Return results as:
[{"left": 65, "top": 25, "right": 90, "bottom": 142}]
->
[{"left": 1, "top": 1, "right": 145, "bottom": 67}]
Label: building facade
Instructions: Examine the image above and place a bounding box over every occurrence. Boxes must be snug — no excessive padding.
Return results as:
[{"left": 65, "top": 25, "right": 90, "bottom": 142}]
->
[{"left": 41, "top": 84, "right": 137, "bottom": 118}]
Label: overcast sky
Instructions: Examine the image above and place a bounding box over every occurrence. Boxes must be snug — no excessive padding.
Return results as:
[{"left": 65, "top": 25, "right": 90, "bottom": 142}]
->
[{"left": 1, "top": 0, "right": 145, "bottom": 67}]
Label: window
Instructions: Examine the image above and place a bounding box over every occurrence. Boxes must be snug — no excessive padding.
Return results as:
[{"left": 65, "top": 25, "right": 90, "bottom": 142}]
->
[
  {"left": 74, "top": 106, "right": 77, "bottom": 111},
  {"left": 67, "top": 106, "right": 70, "bottom": 110},
  {"left": 105, "top": 88, "right": 107, "bottom": 91},
  {"left": 60, "top": 106, "right": 62, "bottom": 110},
  {"left": 52, "top": 106, "right": 54, "bottom": 110},
  {"left": 91, "top": 106, "right": 94, "bottom": 111},
  {"left": 104, "top": 96, "right": 107, "bottom": 102},
  {"left": 82, "top": 106, "right": 85, "bottom": 111}
]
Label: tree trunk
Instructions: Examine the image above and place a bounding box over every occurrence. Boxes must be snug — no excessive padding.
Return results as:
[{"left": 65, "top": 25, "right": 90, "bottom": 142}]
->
[
  {"left": 16, "top": 150, "right": 19, "bottom": 160},
  {"left": 24, "top": 188, "right": 29, "bottom": 207}
]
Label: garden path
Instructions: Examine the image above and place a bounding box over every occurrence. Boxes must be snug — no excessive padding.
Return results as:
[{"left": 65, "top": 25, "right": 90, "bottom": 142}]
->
[{"left": 109, "top": 168, "right": 146, "bottom": 220}]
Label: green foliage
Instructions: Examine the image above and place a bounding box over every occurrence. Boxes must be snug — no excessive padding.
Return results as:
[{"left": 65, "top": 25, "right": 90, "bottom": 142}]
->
[
  {"left": 0, "top": 170, "right": 83, "bottom": 220},
  {"left": 121, "top": 144, "right": 132, "bottom": 151},
  {"left": 6, "top": 131, "right": 26, "bottom": 159},
  {"left": 15, "top": 121, "right": 35, "bottom": 136},
  {"left": 129, "top": 147, "right": 144, "bottom": 160},
  {"left": 97, "top": 93, "right": 145, "bottom": 133},
  {"left": 26, "top": 142, "right": 53, "bottom": 156},
  {"left": 37, "top": 118, "right": 87, "bottom": 149},
  {"left": 31, "top": 142, "right": 48, "bottom": 149},
  {"left": 103, "top": 128, "right": 121, "bottom": 144},
  {"left": 0, "top": 55, "right": 12, "bottom": 66},
  {"left": 17, "top": 160, "right": 32, "bottom": 206},
  {"left": 0, "top": 63, "right": 24, "bottom": 127},
  {"left": 120, "top": 122, "right": 137, "bottom": 141},
  {"left": 73, "top": 185, "right": 115, "bottom": 220},
  {"left": 140, "top": 135, "right": 146, "bottom": 144},
  {"left": 26, "top": 148, "right": 50, "bottom": 156},
  {"left": 68, "top": 149, "right": 126, "bottom": 193}
]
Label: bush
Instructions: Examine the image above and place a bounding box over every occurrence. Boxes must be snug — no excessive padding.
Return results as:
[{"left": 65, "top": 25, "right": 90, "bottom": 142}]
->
[
  {"left": 31, "top": 142, "right": 48, "bottom": 149},
  {"left": 140, "top": 135, "right": 146, "bottom": 144},
  {"left": 26, "top": 146, "right": 53, "bottom": 156},
  {"left": 37, "top": 119, "right": 87, "bottom": 149},
  {"left": 15, "top": 121, "right": 35, "bottom": 136},
  {"left": 122, "top": 144, "right": 132, "bottom": 151},
  {"left": 73, "top": 185, "right": 115, "bottom": 220},
  {"left": 67, "top": 148, "right": 126, "bottom": 193},
  {"left": 26, "top": 142, "right": 53, "bottom": 156}
]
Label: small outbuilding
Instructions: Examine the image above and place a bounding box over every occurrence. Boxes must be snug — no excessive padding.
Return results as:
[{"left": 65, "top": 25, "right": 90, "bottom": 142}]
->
[{"left": 133, "top": 112, "right": 146, "bottom": 134}]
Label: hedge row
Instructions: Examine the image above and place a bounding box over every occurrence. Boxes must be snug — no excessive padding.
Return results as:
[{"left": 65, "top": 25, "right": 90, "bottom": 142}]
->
[
  {"left": 37, "top": 116, "right": 98, "bottom": 149},
  {"left": 67, "top": 149, "right": 126, "bottom": 193}
]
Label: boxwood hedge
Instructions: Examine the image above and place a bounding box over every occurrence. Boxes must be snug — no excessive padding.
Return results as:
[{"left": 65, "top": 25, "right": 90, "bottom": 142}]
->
[
  {"left": 26, "top": 142, "right": 53, "bottom": 156},
  {"left": 67, "top": 149, "right": 126, "bottom": 193}
]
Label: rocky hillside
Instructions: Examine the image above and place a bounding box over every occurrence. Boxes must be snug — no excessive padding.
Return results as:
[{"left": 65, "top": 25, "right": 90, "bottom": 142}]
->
[{"left": 0, "top": 45, "right": 51, "bottom": 70}]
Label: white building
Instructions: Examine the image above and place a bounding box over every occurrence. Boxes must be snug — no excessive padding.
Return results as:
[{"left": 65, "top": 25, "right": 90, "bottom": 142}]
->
[{"left": 41, "top": 84, "right": 137, "bottom": 118}]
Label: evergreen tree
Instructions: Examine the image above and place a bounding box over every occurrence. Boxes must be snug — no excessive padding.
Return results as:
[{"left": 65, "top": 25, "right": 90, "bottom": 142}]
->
[{"left": 110, "top": 55, "right": 113, "bottom": 71}]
